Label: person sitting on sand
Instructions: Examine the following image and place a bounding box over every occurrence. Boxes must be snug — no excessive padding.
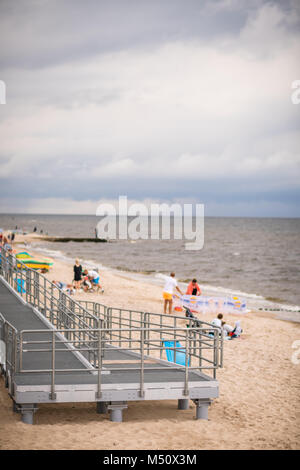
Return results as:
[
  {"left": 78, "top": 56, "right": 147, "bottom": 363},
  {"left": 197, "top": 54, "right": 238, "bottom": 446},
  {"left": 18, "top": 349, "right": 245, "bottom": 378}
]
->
[
  {"left": 228, "top": 320, "right": 243, "bottom": 339},
  {"left": 73, "top": 259, "right": 82, "bottom": 291},
  {"left": 186, "top": 278, "right": 201, "bottom": 296},
  {"left": 209, "top": 313, "right": 225, "bottom": 336},
  {"left": 221, "top": 320, "right": 234, "bottom": 335},
  {"left": 211, "top": 313, "right": 223, "bottom": 328},
  {"left": 83, "top": 269, "right": 104, "bottom": 293},
  {"left": 52, "top": 280, "right": 74, "bottom": 295},
  {"left": 163, "top": 272, "right": 183, "bottom": 314},
  {"left": 221, "top": 319, "right": 243, "bottom": 339},
  {"left": 82, "top": 276, "right": 92, "bottom": 292}
]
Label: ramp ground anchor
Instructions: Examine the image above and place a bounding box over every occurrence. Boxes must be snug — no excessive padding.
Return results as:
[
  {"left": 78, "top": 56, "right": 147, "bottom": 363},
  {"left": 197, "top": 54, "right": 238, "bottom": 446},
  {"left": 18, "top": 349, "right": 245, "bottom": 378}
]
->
[
  {"left": 107, "top": 401, "right": 128, "bottom": 422},
  {"left": 96, "top": 402, "right": 107, "bottom": 414},
  {"left": 178, "top": 398, "right": 189, "bottom": 410},
  {"left": 19, "top": 404, "right": 38, "bottom": 425},
  {"left": 193, "top": 399, "right": 211, "bottom": 420}
]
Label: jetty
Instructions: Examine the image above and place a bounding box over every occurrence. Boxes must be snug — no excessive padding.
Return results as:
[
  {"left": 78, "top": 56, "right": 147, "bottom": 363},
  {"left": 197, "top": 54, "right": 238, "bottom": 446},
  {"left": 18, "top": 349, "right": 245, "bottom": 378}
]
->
[{"left": 35, "top": 236, "right": 107, "bottom": 243}]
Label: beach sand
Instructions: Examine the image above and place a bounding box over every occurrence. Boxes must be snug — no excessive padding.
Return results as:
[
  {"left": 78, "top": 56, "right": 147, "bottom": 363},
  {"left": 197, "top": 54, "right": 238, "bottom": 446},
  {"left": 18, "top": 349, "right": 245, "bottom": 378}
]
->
[{"left": 0, "top": 233, "right": 299, "bottom": 450}]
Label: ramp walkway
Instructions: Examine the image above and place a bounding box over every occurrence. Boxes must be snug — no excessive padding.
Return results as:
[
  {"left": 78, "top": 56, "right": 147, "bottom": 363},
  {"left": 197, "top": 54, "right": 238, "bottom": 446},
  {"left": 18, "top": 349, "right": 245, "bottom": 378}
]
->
[{"left": 0, "top": 248, "right": 222, "bottom": 424}]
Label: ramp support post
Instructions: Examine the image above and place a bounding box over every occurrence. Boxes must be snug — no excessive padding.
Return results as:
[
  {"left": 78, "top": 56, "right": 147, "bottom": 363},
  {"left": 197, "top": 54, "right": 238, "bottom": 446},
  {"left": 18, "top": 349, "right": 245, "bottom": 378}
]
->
[
  {"left": 178, "top": 399, "right": 189, "bottom": 410},
  {"left": 19, "top": 404, "right": 38, "bottom": 425},
  {"left": 193, "top": 399, "right": 211, "bottom": 420},
  {"left": 12, "top": 400, "right": 20, "bottom": 413},
  {"left": 107, "top": 401, "right": 128, "bottom": 422},
  {"left": 96, "top": 401, "right": 107, "bottom": 414}
]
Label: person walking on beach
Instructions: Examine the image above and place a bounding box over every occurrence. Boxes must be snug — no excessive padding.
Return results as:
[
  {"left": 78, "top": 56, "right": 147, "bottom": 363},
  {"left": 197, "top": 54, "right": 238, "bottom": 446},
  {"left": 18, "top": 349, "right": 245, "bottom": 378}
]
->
[
  {"left": 163, "top": 272, "right": 183, "bottom": 314},
  {"left": 186, "top": 278, "right": 201, "bottom": 296},
  {"left": 73, "top": 259, "right": 82, "bottom": 291}
]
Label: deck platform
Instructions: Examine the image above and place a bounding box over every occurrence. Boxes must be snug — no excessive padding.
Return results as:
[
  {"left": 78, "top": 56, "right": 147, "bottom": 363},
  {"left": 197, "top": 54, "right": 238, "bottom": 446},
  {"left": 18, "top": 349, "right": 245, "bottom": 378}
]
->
[{"left": 0, "top": 268, "right": 220, "bottom": 424}]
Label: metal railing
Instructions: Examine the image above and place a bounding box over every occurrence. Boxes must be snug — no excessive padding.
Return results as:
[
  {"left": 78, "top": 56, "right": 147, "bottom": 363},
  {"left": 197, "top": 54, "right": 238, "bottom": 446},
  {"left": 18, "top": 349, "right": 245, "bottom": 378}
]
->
[
  {"left": 14, "top": 324, "right": 220, "bottom": 400},
  {"left": 0, "top": 247, "right": 223, "bottom": 400},
  {"left": 75, "top": 302, "right": 223, "bottom": 373},
  {"left": 0, "top": 313, "right": 18, "bottom": 382},
  {"left": 0, "top": 249, "right": 103, "bottom": 366}
]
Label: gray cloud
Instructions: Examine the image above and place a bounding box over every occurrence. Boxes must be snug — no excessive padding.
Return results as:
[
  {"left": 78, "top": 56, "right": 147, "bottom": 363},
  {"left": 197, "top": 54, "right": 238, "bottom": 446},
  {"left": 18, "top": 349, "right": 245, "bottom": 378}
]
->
[
  {"left": 2, "top": 0, "right": 298, "bottom": 68},
  {"left": 0, "top": 0, "right": 300, "bottom": 216},
  {"left": 0, "top": 0, "right": 247, "bottom": 68}
]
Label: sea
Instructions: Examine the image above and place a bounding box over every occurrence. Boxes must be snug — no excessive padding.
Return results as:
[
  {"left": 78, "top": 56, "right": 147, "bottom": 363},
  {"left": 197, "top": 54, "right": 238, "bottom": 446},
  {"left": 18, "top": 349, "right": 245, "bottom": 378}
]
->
[{"left": 1, "top": 214, "right": 300, "bottom": 322}]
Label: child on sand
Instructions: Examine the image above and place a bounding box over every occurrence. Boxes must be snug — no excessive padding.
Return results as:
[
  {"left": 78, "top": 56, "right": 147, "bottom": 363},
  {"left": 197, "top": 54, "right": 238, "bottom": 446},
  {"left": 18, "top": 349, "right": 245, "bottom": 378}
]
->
[
  {"left": 52, "top": 280, "right": 74, "bottom": 295},
  {"left": 163, "top": 272, "right": 183, "bottom": 314}
]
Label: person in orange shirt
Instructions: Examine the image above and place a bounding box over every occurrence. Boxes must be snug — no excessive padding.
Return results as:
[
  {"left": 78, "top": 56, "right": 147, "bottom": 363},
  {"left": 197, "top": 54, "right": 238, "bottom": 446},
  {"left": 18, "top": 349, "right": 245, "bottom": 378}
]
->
[{"left": 186, "top": 278, "right": 201, "bottom": 296}]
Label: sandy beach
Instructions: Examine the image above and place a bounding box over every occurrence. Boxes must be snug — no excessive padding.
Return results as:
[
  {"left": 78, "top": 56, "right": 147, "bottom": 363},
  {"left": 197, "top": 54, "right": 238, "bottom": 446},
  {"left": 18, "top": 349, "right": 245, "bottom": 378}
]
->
[{"left": 0, "top": 233, "right": 299, "bottom": 450}]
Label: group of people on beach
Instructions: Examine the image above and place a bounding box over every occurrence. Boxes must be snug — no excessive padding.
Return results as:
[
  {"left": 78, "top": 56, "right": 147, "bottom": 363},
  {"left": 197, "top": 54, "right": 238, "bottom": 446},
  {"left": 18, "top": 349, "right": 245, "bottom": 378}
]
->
[
  {"left": 0, "top": 229, "right": 15, "bottom": 250},
  {"left": 52, "top": 261, "right": 104, "bottom": 295},
  {"left": 162, "top": 272, "right": 242, "bottom": 338},
  {"left": 211, "top": 313, "right": 243, "bottom": 339},
  {"left": 162, "top": 272, "right": 201, "bottom": 314},
  {"left": 73, "top": 259, "right": 104, "bottom": 293}
]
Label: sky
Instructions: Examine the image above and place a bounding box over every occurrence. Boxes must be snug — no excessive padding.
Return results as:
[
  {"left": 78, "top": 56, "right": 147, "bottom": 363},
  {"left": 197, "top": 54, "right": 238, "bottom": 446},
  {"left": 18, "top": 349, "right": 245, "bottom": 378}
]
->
[{"left": 0, "top": 0, "right": 299, "bottom": 217}]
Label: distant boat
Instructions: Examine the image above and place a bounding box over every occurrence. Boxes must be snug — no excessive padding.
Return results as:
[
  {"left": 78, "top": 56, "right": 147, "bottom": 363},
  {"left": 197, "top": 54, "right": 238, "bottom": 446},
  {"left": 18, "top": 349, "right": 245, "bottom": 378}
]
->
[{"left": 16, "top": 251, "right": 53, "bottom": 271}]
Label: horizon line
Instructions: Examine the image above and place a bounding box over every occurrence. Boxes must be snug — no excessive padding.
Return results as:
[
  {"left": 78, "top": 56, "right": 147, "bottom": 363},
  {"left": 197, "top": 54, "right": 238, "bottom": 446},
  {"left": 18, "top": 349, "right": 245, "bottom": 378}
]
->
[{"left": 0, "top": 212, "right": 299, "bottom": 219}]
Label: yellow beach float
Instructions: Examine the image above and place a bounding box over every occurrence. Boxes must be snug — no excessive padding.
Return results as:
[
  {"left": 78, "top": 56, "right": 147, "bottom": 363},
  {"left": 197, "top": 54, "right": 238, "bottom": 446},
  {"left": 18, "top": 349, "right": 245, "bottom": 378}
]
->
[{"left": 16, "top": 252, "right": 53, "bottom": 271}]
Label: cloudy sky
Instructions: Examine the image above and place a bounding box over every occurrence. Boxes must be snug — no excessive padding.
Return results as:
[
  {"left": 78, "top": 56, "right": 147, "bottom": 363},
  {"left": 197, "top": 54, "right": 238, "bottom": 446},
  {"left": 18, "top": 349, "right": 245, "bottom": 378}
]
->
[{"left": 0, "top": 0, "right": 299, "bottom": 216}]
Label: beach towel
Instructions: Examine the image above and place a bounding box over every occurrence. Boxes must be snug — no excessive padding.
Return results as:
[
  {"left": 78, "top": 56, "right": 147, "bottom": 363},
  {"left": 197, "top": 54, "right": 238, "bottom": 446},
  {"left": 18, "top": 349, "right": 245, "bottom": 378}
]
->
[{"left": 163, "top": 340, "right": 190, "bottom": 366}]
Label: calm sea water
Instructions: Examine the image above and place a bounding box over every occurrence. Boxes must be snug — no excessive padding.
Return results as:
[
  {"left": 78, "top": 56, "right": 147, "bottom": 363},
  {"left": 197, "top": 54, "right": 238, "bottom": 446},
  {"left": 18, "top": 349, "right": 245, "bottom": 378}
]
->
[{"left": 1, "top": 214, "right": 300, "bottom": 319}]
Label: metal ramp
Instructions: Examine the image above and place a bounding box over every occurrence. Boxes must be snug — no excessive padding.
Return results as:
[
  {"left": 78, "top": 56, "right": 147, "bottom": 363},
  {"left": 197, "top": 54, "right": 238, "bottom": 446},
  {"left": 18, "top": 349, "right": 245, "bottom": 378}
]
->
[{"left": 0, "top": 248, "right": 222, "bottom": 424}]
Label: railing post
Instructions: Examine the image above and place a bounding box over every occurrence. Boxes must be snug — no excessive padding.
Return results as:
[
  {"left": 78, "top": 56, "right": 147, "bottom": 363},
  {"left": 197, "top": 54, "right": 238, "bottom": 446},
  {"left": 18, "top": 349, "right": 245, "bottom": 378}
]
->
[
  {"left": 174, "top": 317, "right": 177, "bottom": 363},
  {"left": 160, "top": 314, "right": 163, "bottom": 359},
  {"left": 96, "top": 329, "right": 102, "bottom": 399},
  {"left": 213, "top": 330, "right": 218, "bottom": 379},
  {"left": 199, "top": 331, "right": 202, "bottom": 371},
  {"left": 50, "top": 282, "right": 54, "bottom": 324},
  {"left": 43, "top": 277, "right": 46, "bottom": 314},
  {"left": 25, "top": 269, "right": 29, "bottom": 303},
  {"left": 145, "top": 312, "right": 150, "bottom": 355},
  {"left": 34, "top": 271, "right": 39, "bottom": 308},
  {"left": 50, "top": 331, "right": 56, "bottom": 400},
  {"left": 220, "top": 329, "right": 224, "bottom": 368},
  {"left": 4, "top": 324, "right": 8, "bottom": 379},
  {"left": 140, "top": 328, "right": 145, "bottom": 398},
  {"left": 19, "top": 331, "right": 23, "bottom": 372},
  {"left": 119, "top": 309, "right": 121, "bottom": 347},
  {"left": 14, "top": 332, "right": 18, "bottom": 373},
  {"left": 184, "top": 329, "right": 189, "bottom": 396}
]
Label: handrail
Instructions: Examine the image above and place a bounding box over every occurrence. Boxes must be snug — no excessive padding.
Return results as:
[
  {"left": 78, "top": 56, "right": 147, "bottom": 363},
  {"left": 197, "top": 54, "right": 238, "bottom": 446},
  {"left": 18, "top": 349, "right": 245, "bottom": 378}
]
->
[
  {"left": 0, "top": 247, "right": 100, "bottom": 326},
  {"left": 0, "top": 312, "right": 18, "bottom": 388},
  {"left": 17, "top": 325, "right": 220, "bottom": 399}
]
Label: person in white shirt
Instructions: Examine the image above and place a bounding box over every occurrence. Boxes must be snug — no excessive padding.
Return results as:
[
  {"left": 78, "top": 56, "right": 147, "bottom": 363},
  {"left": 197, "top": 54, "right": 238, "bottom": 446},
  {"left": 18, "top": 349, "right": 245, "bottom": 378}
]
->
[
  {"left": 163, "top": 272, "right": 183, "bottom": 314},
  {"left": 83, "top": 269, "right": 104, "bottom": 293},
  {"left": 211, "top": 313, "right": 223, "bottom": 328},
  {"left": 86, "top": 269, "right": 99, "bottom": 282}
]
